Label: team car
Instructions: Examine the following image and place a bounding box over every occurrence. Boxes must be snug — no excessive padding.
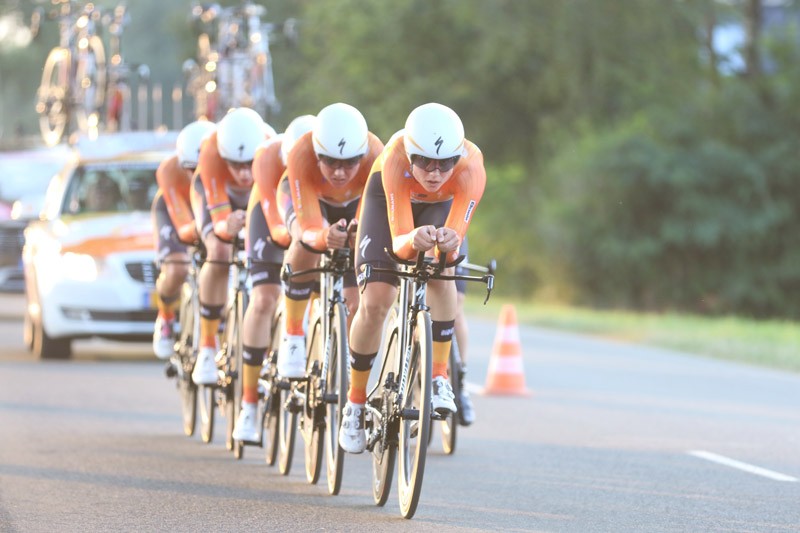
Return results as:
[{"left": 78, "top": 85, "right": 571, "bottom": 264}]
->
[{"left": 23, "top": 131, "right": 177, "bottom": 359}]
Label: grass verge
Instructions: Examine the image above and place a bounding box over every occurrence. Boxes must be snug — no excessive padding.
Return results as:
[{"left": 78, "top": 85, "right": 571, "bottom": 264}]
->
[{"left": 464, "top": 296, "right": 800, "bottom": 374}]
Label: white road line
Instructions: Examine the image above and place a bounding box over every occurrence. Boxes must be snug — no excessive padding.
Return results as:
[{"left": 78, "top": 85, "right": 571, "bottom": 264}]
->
[{"left": 688, "top": 450, "right": 798, "bottom": 482}]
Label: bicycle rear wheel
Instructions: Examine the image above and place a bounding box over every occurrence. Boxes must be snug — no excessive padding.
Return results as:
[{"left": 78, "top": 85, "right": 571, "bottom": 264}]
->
[
  {"left": 397, "top": 310, "right": 433, "bottom": 519},
  {"left": 440, "top": 338, "right": 461, "bottom": 455},
  {"left": 303, "top": 302, "right": 324, "bottom": 484},
  {"left": 369, "top": 306, "right": 399, "bottom": 507},
  {"left": 325, "top": 301, "right": 349, "bottom": 495}
]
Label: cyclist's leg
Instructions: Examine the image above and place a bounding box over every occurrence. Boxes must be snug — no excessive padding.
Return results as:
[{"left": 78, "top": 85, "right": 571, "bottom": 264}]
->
[
  {"left": 152, "top": 192, "right": 189, "bottom": 359},
  {"left": 191, "top": 175, "right": 230, "bottom": 384},
  {"left": 340, "top": 172, "right": 397, "bottom": 453},
  {"left": 235, "top": 195, "right": 283, "bottom": 440},
  {"left": 276, "top": 195, "right": 317, "bottom": 378}
]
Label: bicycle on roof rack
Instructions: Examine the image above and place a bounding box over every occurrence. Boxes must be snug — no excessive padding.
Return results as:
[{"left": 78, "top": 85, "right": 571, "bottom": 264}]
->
[
  {"left": 184, "top": 1, "right": 280, "bottom": 121},
  {"left": 34, "top": 0, "right": 106, "bottom": 146}
]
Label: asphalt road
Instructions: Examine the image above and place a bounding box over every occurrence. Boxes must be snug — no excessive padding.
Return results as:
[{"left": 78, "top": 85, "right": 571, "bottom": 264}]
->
[{"left": 1, "top": 294, "right": 799, "bottom": 532}]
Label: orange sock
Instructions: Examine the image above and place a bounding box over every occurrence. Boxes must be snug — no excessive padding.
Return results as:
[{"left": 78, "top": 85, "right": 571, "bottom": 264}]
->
[
  {"left": 284, "top": 297, "right": 307, "bottom": 336},
  {"left": 242, "top": 364, "right": 260, "bottom": 404},
  {"left": 348, "top": 369, "right": 371, "bottom": 404},
  {"left": 432, "top": 340, "right": 451, "bottom": 379}
]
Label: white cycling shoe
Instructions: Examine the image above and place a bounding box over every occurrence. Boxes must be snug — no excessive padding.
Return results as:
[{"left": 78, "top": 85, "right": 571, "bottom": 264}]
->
[
  {"left": 431, "top": 376, "right": 458, "bottom": 416},
  {"left": 232, "top": 402, "right": 260, "bottom": 443},
  {"left": 277, "top": 334, "right": 306, "bottom": 378},
  {"left": 338, "top": 401, "right": 366, "bottom": 454},
  {"left": 192, "top": 347, "right": 219, "bottom": 385},
  {"left": 152, "top": 317, "right": 175, "bottom": 360}
]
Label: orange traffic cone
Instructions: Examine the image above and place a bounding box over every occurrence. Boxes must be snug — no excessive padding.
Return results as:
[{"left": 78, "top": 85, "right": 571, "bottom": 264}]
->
[{"left": 483, "top": 304, "right": 530, "bottom": 396}]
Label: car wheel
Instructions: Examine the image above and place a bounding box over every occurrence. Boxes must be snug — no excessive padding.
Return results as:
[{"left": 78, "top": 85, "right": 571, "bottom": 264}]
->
[{"left": 32, "top": 316, "right": 72, "bottom": 360}]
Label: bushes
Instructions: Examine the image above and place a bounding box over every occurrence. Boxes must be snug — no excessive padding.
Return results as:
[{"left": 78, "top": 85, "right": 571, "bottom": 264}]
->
[{"left": 535, "top": 79, "right": 800, "bottom": 318}]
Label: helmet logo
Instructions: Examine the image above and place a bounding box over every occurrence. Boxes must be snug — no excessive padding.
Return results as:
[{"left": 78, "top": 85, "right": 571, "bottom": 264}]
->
[
  {"left": 338, "top": 137, "right": 346, "bottom": 155},
  {"left": 238, "top": 143, "right": 245, "bottom": 159},
  {"left": 435, "top": 136, "right": 443, "bottom": 155}
]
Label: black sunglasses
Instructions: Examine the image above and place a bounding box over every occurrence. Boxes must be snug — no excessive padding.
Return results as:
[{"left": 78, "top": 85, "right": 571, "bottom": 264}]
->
[
  {"left": 226, "top": 159, "right": 254, "bottom": 171},
  {"left": 410, "top": 154, "right": 460, "bottom": 172},
  {"left": 318, "top": 154, "right": 363, "bottom": 170}
]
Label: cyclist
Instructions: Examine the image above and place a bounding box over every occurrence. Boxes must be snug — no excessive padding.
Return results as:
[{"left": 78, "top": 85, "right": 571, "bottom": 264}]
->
[
  {"left": 151, "top": 120, "right": 216, "bottom": 359},
  {"left": 276, "top": 103, "right": 384, "bottom": 379},
  {"left": 189, "top": 107, "right": 274, "bottom": 385},
  {"left": 339, "top": 103, "right": 486, "bottom": 453},
  {"left": 231, "top": 114, "right": 316, "bottom": 443}
]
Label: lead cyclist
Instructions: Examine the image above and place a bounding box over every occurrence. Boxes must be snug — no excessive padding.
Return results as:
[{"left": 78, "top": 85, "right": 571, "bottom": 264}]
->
[{"left": 339, "top": 103, "right": 487, "bottom": 454}]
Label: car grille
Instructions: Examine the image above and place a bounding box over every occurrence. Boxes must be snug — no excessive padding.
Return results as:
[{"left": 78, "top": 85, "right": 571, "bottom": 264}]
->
[
  {"left": 0, "top": 223, "right": 25, "bottom": 267},
  {"left": 61, "top": 307, "right": 158, "bottom": 322},
  {"left": 125, "top": 261, "right": 159, "bottom": 287}
]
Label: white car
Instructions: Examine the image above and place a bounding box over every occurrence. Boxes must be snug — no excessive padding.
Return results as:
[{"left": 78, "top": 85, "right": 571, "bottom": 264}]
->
[{"left": 23, "top": 131, "right": 177, "bottom": 359}]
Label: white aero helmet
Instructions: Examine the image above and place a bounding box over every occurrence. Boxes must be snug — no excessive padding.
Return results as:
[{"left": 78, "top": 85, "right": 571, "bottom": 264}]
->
[
  {"left": 404, "top": 103, "right": 464, "bottom": 160},
  {"left": 217, "top": 107, "right": 266, "bottom": 162},
  {"left": 281, "top": 114, "right": 317, "bottom": 165},
  {"left": 176, "top": 120, "right": 216, "bottom": 168},
  {"left": 312, "top": 103, "right": 369, "bottom": 159}
]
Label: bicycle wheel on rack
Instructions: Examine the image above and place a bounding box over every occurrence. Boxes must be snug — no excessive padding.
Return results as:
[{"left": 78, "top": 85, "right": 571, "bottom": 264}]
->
[
  {"left": 368, "top": 306, "right": 399, "bottom": 507},
  {"left": 277, "top": 381, "right": 298, "bottom": 475},
  {"left": 37, "top": 47, "right": 70, "bottom": 146},
  {"left": 397, "top": 310, "right": 433, "bottom": 519},
  {"left": 302, "top": 301, "right": 324, "bottom": 485},
  {"left": 440, "top": 338, "right": 461, "bottom": 455},
  {"left": 325, "top": 301, "right": 349, "bottom": 495},
  {"left": 73, "top": 35, "right": 106, "bottom": 133}
]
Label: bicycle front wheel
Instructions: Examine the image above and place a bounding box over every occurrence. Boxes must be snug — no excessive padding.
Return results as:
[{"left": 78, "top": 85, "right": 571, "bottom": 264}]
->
[
  {"left": 303, "top": 302, "right": 324, "bottom": 485},
  {"left": 177, "top": 282, "right": 197, "bottom": 437},
  {"left": 198, "top": 384, "right": 215, "bottom": 444},
  {"left": 325, "top": 301, "right": 349, "bottom": 495},
  {"left": 224, "top": 295, "right": 245, "bottom": 458},
  {"left": 277, "top": 383, "right": 298, "bottom": 475},
  {"left": 397, "top": 310, "right": 433, "bottom": 519}
]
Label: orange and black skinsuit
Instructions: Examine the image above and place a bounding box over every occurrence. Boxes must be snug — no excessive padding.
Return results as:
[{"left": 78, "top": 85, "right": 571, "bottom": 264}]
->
[
  {"left": 347, "top": 134, "right": 486, "bottom": 404},
  {"left": 151, "top": 154, "right": 197, "bottom": 324},
  {"left": 189, "top": 131, "right": 254, "bottom": 352},
  {"left": 280, "top": 130, "right": 384, "bottom": 341}
]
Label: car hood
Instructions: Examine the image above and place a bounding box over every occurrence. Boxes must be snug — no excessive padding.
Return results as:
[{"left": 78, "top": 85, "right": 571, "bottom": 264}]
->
[{"left": 54, "top": 211, "right": 154, "bottom": 257}]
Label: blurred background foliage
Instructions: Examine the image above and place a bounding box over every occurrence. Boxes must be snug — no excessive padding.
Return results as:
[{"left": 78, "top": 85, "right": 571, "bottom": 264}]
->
[{"left": 2, "top": 0, "right": 800, "bottom": 318}]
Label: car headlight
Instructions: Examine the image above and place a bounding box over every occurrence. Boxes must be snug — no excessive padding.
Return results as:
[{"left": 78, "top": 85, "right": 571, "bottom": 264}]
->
[{"left": 61, "top": 252, "right": 100, "bottom": 282}]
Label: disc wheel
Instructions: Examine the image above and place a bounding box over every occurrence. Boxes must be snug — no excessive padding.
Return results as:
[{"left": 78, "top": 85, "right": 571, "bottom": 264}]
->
[{"left": 369, "top": 307, "right": 399, "bottom": 507}]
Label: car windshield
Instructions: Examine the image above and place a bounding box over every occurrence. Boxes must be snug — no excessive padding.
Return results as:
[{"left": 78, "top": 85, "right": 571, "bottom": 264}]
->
[{"left": 62, "top": 163, "right": 158, "bottom": 215}]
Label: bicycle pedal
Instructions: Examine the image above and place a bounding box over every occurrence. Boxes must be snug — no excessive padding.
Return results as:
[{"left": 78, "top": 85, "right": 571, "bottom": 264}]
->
[
  {"left": 409, "top": 421, "right": 419, "bottom": 439},
  {"left": 430, "top": 411, "right": 445, "bottom": 421}
]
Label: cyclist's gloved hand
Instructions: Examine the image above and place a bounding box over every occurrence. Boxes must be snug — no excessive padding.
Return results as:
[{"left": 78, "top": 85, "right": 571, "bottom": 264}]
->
[
  {"left": 225, "top": 209, "right": 247, "bottom": 236},
  {"left": 325, "top": 218, "right": 349, "bottom": 249},
  {"left": 412, "top": 225, "right": 437, "bottom": 252},
  {"left": 434, "top": 227, "right": 460, "bottom": 254}
]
